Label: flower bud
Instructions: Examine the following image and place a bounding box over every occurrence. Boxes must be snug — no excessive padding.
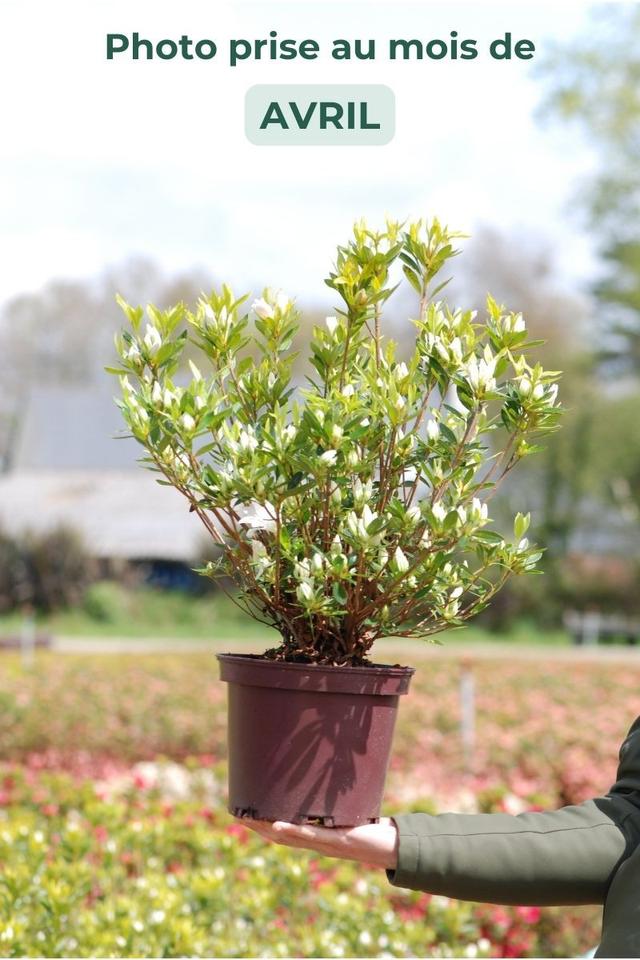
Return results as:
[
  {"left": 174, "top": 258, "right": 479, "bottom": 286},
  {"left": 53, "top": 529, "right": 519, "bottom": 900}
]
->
[
  {"left": 320, "top": 449, "right": 337, "bottom": 467},
  {"left": 143, "top": 324, "right": 162, "bottom": 353},
  {"left": 252, "top": 298, "right": 274, "bottom": 320},
  {"left": 296, "top": 581, "right": 314, "bottom": 605},
  {"left": 426, "top": 420, "right": 439, "bottom": 442},
  {"left": 325, "top": 316, "right": 339, "bottom": 337},
  {"left": 393, "top": 547, "right": 410, "bottom": 574}
]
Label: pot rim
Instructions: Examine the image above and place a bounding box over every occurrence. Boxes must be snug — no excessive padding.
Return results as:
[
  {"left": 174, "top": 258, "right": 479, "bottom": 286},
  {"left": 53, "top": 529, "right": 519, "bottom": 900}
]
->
[
  {"left": 216, "top": 651, "right": 414, "bottom": 675},
  {"left": 216, "top": 652, "right": 415, "bottom": 695}
]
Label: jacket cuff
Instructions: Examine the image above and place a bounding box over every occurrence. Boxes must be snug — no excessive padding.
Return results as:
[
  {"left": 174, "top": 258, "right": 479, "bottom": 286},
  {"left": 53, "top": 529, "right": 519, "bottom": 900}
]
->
[{"left": 385, "top": 814, "right": 423, "bottom": 889}]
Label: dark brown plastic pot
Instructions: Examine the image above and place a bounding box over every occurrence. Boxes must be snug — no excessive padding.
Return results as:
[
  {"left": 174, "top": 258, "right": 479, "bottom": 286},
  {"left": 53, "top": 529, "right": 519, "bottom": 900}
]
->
[{"left": 217, "top": 653, "right": 414, "bottom": 827}]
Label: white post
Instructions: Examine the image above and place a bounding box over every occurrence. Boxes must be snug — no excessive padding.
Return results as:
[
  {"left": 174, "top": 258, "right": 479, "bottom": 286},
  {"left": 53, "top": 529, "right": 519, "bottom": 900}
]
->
[
  {"left": 460, "top": 659, "right": 476, "bottom": 775},
  {"left": 20, "top": 608, "right": 35, "bottom": 670}
]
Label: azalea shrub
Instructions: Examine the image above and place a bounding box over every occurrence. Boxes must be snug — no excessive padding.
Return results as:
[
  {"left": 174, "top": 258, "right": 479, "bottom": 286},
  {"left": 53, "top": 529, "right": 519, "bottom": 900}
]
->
[{"left": 111, "top": 219, "right": 561, "bottom": 665}]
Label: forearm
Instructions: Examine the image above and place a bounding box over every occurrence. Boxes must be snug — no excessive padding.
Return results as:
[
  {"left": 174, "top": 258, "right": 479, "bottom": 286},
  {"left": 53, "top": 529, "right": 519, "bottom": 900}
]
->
[{"left": 387, "top": 796, "right": 635, "bottom": 905}]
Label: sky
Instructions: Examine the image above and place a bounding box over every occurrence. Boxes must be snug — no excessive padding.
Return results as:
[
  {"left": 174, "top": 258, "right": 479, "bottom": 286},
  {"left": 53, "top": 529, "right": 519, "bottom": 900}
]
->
[{"left": 0, "top": 1, "right": 600, "bottom": 312}]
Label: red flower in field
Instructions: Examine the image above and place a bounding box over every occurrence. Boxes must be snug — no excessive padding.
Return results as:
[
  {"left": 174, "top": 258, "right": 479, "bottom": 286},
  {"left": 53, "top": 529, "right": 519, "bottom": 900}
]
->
[
  {"left": 489, "top": 907, "right": 511, "bottom": 931},
  {"left": 0, "top": 791, "right": 12, "bottom": 806},
  {"left": 199, "top": 807, "right": 215, "bottom": 823},
  {"left": 515, "top": 905, "right": 541, "bottom": 924},
  {"left": 132, "top": 772, "right": 149, "bottom": 790},
  {"left": 41, "top": 803, "right": 59, "bottom": 817},
  {"left": 167, "top": 861, "right": 184, "bottom": 874},
  {"left": 225, "top": 823, "right": 249, "bottom": 844},
  {"left": 94, "top": 825, "right": 109, "bottom": 844}
]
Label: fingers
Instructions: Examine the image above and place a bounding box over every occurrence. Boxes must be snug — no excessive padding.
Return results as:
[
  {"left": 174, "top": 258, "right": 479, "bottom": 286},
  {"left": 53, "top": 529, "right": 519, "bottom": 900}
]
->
[{"left": 239, "top": 817, "right": 346, "bottom": 853}]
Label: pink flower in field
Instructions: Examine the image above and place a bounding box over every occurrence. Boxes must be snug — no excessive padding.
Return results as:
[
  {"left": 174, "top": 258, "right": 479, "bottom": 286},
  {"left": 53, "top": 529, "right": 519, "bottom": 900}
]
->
[
  {"left": 94, "top": 825, "right": 109, "bottom": 844},
  {"left": 515, "top": 906, "right": 542, "bottom": 924}
]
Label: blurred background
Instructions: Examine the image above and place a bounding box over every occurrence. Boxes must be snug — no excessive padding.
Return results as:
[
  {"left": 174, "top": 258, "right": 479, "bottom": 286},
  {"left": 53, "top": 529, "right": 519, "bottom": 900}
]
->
[{"left": 1, "top": 2, "right": 639, "bottom": 647}]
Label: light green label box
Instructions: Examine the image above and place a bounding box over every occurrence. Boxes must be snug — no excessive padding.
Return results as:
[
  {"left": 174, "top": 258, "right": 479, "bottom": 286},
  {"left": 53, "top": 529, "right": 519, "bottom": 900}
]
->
[{"left": 245, "top": 84, "right": 395, "bottom": 146}]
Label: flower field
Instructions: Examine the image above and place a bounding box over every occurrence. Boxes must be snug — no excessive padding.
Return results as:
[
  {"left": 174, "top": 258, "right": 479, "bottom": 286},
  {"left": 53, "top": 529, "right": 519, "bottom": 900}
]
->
[{"left": 1, "top": 649, "right": 638, "bottom": 958}]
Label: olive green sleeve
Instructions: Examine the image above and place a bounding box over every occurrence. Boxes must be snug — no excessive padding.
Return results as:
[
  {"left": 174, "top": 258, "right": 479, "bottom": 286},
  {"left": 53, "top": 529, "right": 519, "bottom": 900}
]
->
[{"left": 386, "top": 717, "right": 640, "bottom": 906}]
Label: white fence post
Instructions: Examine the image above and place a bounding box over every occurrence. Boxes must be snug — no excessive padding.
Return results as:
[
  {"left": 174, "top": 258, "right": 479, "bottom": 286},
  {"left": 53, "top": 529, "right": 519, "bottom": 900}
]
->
[{"left": 460, "top": 658, "right": 476, "bottom": 775}]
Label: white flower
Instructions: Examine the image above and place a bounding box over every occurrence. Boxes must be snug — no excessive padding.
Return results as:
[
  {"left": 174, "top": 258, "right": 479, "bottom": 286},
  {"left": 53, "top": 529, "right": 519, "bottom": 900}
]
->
[
  {"left": 470, "top": 497, "right": 488, "bottom": 523},
  {"left": 512, "top": 313, "right": 525, "bottom": 333},
  {"left": 331, "top": 424, "right": 344, "bottom": 443},
  {"left": 143, "top": 324, "right": 162, "bottom": 352},
  {"left": 252, "top": 297, "right": 274, "bottom": 320},
  {"left": 296, "top": 581, "right": 314, "bottom": 604},
  {"left": 518, "top": 376, "right": 532, "bottom": 397},
  {"left": 449, "top": 337, "right": 463, "bottom": 363},
  {"left": 548, "top": 383, "right": 559, "bottom": 405},
  {"left": 325, "top": 315, "right": 339, "bottom": 336},
  {"left": 330, "top": 486, "right": 342, "bottom": 505},
  {"left": 331, "top": 535, "right": 342, "bottom": 556},
  {"left": 125, "top": 341, "right": 141, "bottom": 361},
  {"left": 518, "top": 537, "right": 529, "bottom": 551},
  {"left": 402, "top": 466, "right": 418, "bottom": 483},
  {"left": 426, "top": 419, "right": 439, "bottom": 442},
  {"left": 360, "top": 417, "right": 370, "bottom": 427},
  {"left": 346, "top": 450, "right": 359, "bottom": 469},
  {"left": 358, "top": 931, "right": 372, "bottom": 946},
  {"left": 163, "top": 387, "right": 178, "bottom": 407},
  {"left": 450, "top": 585, "right": 464, "bottom": 599},
  {"left": 275, "top": 290, "right": 290, "bottom": 311},
  {"left": 393, "top": 547, "right": 409, "bottom": 574},
  {"left": 320, "top": 449, "right": 338, "bottom": 466},
  {"left": 238, "top": 501, "right": 277, "bottom": 536},
  {"left": 132, "top": 920, "right": 144, "bottom": 933},
  {"left": 395, "top": 396, "right": 406, "bottom": 411},
  {"left": 361, "top": 504, "right": 376, "bottom": 529},
  {"left": 532, "top": 382, "right": 545, "bottom": 401},
  {"left": 150, "top": 910, "right": 165, "bottom": 925},
  {"left": 406, "top": 506, "right": 421, "bottom": 527},
  {"left": 457, "top": 505, "right": 467, "bottom": 525},
  {"left": 341, "top": 383, "right": 355, "bottom": 397},
  {"left": 282, "top": 423, "right": 297, "bottom": 445},
  {"left": 239, "top": 430, "right": 258, "bottom": 453},
  {"left": 294, "top": 559, "right": 311, "bottom": 580},
  {"left": 466, "top": 356, "right": 496, "bottom": 393},
  {"left": 432, "top": 502, "right": 447, "bottom": 523},
  {"left": 151, "top": 381, "right": 162, "bottom": 404},
  {"left": 180, "top": 413, "right": 196, "bottom": 432},
  {"left": 395, "top": 362, "right": 409, "bottom": 380}
]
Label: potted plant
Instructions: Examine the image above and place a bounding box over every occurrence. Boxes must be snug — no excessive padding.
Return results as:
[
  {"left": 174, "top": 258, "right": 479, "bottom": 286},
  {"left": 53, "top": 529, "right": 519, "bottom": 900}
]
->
[{"left": 110, "top": 218, "right": 561, "bottom": 826}]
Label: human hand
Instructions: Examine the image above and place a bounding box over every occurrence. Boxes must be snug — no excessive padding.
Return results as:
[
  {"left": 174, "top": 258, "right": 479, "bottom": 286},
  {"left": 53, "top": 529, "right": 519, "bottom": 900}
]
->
[{"left": 238, "top": 816, "right": 399, "bottom": 870}]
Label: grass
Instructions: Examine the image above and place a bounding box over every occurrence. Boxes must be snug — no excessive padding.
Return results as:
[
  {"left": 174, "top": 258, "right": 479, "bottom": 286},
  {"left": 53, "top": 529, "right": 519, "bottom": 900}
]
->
[{"left": 0, "top": 581, "right": 573, "bottom": 646}]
